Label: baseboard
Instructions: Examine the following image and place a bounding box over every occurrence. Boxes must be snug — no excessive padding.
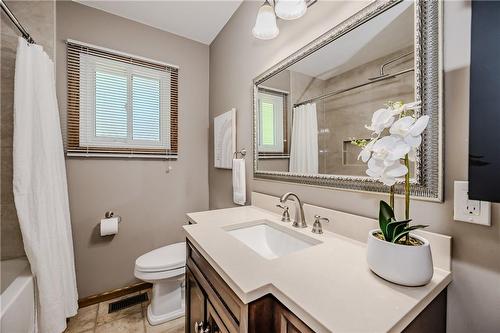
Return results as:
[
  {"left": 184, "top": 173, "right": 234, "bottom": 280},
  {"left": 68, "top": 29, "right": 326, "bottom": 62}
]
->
[{"left": 78, "top": 282, "right": 152, "bottom": 308}]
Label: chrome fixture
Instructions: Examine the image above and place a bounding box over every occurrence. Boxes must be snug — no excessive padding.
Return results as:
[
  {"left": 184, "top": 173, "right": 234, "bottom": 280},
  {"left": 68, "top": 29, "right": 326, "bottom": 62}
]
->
[
  {"left": 276, "top": 204, "right": 291, "bottom": 222},
  {"left": 279, "top": 192, "right": 306, "bottom": 228},
  {"left": 311, "top": 215, "right": 329, "bottom": 234},
  {"left": 252, "top": 0, "right": 316, "bottom": 40},
  {"left": 194, "top": 321, "right": 209, "bottom": 333},
  {"left": 293, "top": 67, "right": 414, "bottom": 108},
  {"left": 233, "top": 148, "right": 247, "bottom": 159},
  {"left": 104, "top": 211, "right": 121, "bottom": 223},
  {"left": 368, "top": 51, "right": 414, "bottom": 81},
  {"left": 0, "top": 0, "right": 35, "bottom": 44}
]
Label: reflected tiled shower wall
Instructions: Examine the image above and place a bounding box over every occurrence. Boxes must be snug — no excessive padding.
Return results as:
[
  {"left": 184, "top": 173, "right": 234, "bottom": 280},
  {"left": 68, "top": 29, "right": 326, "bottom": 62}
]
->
[
  {"left": 321, "top": 46, "right": 414, "bottom": 176},
  {"left": 0, "top": 0, "right": 55, "bottom": 259},
  {"left": 291, "top": 47, "right": 414, "bottom": 176}
]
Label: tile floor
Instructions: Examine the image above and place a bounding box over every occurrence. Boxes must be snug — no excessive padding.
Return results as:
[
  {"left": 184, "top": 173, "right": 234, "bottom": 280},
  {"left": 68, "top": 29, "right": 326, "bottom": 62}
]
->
[{"left": 64, "top": 289, "right": 184, "bottom": 333}]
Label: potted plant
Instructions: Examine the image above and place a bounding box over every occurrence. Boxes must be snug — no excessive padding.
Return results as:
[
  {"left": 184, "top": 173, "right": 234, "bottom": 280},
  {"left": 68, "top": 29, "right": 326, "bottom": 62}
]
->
[{"left": 352, "top": 101, "right": 433, "bottom": 286}]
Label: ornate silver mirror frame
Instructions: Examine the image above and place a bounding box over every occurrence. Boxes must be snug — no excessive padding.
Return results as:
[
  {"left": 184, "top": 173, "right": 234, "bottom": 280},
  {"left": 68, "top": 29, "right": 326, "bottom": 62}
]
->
[{"left": 252, "top": 0, "right": 443, "bottom": 202}]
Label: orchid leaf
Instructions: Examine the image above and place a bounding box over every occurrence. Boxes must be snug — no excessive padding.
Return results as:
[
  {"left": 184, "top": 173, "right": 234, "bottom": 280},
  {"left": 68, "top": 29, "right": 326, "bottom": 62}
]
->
[
  {"left": 393, "top": 225, "right": 429, "bottom": 243},
  {"left": 385, "top": 219, "right": 410, "bottom": 242},
  {"left": 387, "top": 219, "right": 412, "bottom": 242},
  {"left": 379, "top": 201, "right": 395, "bottom": 240},
  {"left": 393, "top": 231, "right": 410, "bottom": 243}
]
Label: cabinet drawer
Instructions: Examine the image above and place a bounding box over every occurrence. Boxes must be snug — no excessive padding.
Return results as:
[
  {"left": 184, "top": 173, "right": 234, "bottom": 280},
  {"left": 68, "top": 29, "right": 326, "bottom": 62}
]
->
[{"left": 187, "top": 241, "right": 244, "bottom": 332}]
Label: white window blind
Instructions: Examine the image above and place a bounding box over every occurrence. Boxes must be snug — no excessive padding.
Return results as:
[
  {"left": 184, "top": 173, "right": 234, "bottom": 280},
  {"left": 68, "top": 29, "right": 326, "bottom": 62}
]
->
[
  {"left": 258, "top": 91, "right": 285, "bottom": 153},
  {"left": 66, "top": 40, "right": 178, "bottom": 158}
]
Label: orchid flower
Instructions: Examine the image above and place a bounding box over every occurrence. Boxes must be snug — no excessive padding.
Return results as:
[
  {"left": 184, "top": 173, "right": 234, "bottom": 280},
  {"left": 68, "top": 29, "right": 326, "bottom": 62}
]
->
[
  {"left": 366, "top": 157, "right": 408, "bottom": 186},
  {"left": 355, "top": 100, "right": 428, "bottom": 186},
  {"left": 365, "top": 108, "right": 395, "bottom": 135},
  {"left": 353, "top": 100, "right": 428, "bottom": 235},
  {"left": 386, "top": 100, "right": 421, "bottom": 117},
  {"left": 363, "top": 135, "right": 410, "bottom": 185},
  {"left": 357, "top": 138, "right": 376, "bottom": 163},
  {"left": 370, "top": 136, "right": 411, "bottom": 165},
  {"left": 390, "top": 115, "right": 429, "bottom": 161}
]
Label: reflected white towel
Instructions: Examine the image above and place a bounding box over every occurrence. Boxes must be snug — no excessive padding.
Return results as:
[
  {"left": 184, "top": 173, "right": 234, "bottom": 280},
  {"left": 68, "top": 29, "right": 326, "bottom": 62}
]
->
[{"left": 232, "top": 158, "right": 246, "bottom": 205}]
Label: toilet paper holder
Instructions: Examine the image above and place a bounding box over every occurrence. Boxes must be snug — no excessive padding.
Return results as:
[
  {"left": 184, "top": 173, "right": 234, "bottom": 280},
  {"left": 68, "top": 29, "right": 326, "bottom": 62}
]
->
[{"left": 104, "top": 211, "right": 121, "bottom": 223}]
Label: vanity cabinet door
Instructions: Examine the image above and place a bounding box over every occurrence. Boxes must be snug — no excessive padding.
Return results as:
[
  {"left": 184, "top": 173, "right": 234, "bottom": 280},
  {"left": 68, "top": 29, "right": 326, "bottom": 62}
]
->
[
  {"left": 186, "top": 268, "right": 206, "bottom": 333},
  {"left": 275, "top": 303, "right": 314, "bottom": 333},
  {"left": 206, "top": 301, "right": 229, "bottom": 333}
]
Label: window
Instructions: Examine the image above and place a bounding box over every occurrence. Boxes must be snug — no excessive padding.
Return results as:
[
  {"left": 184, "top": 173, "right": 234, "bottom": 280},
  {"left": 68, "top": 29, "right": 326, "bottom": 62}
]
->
[
  {"left": 66, "top": 40, "right": 178, "bottom": 158},
  {"left": 258, "top": 90, "right": 285, "bottom": 153}
]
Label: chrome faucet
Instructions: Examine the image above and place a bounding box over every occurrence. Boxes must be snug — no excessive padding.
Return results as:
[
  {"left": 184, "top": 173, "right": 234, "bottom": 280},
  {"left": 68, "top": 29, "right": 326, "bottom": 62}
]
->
[
  {"left": 279, "top": 192, "right": 307, "bottom": 228},
  {"left": 276, "top": 204, "right": 291, "bottom": 223}
]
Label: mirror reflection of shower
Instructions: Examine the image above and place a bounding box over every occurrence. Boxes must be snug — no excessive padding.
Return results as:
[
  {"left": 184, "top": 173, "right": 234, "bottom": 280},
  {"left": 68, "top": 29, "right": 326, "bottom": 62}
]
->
[{"left": 256, "top": 0, "right": 415, "bottom": 177}]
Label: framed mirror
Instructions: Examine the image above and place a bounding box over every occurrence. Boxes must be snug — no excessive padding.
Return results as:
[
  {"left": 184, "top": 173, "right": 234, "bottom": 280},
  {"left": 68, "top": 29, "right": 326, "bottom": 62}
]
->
[{"left": 253, "top": 0, "right": 442, "bottom": 201}]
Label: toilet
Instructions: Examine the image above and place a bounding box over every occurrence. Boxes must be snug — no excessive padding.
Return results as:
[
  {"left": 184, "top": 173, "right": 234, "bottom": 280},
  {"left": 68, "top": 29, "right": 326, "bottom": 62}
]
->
[{"left": 134, "top": 242, "right": 186, "bottom": 325}]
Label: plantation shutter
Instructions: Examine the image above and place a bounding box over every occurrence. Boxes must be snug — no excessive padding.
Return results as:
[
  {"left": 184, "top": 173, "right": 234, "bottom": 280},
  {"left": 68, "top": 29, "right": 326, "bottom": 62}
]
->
[{"left": 66, "top": 40, "right": 178, "bottom": 158}]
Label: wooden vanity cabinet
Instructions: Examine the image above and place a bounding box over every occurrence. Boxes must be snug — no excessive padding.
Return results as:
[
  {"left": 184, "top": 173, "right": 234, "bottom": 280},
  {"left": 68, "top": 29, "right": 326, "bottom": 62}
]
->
[
  {"left": 185, "top": 240, "right": 446, "bottom": 333},
  {"left": 185, "top": 240, "right": 314, "bottom": 333},
  {"left": 186, "top": 269, "right": 205, "bottom": 333}
]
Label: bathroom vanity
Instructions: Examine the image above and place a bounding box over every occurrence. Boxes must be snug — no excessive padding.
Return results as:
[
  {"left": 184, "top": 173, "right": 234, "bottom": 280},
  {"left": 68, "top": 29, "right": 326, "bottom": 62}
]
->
[
  {"left": 183, "top": 193, "right": 452, "bottom": 333},
  {"left": 186, "top": 239, "right": 313, "bottom": 333}
]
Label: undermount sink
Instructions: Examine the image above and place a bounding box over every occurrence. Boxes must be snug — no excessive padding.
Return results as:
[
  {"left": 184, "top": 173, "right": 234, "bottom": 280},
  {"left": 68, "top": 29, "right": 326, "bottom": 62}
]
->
[{"left": 225, "top": 220, "right": 321, "bottom": 260}]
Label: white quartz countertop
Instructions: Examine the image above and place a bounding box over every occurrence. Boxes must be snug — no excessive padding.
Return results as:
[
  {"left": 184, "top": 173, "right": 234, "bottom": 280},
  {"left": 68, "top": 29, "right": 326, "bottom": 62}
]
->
[{"left": 184, "top": 206, "right": 451, "bottom": 333}]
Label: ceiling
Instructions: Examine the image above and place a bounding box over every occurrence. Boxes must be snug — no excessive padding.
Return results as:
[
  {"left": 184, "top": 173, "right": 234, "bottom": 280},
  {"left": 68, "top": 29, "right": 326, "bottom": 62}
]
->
[
  {"left": 75, "top": 0, "right": 243, "bottom": 45},
  {"left": 288, "top": 1, "right": 414, "bottom": 80}
]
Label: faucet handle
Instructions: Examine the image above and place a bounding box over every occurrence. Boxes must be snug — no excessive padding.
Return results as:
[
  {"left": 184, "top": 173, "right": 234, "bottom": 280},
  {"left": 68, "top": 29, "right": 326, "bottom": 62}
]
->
[
  {"left": 276, "top": 204, "right": 288, "bottom": 210},
  {"left": 276, "top": 204, "right": 291, "bottom": 223},
  {"left": 312, "top": 215, "right": 330, "bottom": 234}
]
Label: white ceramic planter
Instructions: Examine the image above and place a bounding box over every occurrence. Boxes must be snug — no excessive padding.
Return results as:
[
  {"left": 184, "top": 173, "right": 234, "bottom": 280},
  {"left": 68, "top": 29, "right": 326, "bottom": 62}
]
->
[{"left": 367, "top": 229, "right": 433, "bottom": 286}]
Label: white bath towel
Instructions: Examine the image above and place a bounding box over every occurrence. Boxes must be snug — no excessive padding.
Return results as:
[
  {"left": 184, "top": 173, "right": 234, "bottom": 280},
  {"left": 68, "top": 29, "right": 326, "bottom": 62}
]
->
[
  {"left": 13, "top": 37, "right": 78, "bottom": 333},
  {"left": 232, "top": 158, "right": 246, "bottom": 205}
]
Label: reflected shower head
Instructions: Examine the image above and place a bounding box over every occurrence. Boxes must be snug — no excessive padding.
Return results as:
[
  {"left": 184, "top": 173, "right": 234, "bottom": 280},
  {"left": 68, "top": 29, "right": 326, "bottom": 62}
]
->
[
  {"left": 367, "top": 73, "right": 390, "bottom": 81},
  {"left": 367, "top": 73, "right": 397, "bottom": 81}
]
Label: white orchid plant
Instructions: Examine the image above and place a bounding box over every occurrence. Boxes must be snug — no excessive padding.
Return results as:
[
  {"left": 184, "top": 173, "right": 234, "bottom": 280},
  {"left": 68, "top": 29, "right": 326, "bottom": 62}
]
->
[{"left": 352, "top": 101, "right": 429, "bottom": 244}]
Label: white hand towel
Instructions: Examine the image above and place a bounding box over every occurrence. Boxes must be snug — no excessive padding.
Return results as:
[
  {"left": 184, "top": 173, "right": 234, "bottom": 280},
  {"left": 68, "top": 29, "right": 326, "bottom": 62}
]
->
[{"left": 232, "top": 158, "right": 246, "bottom": 205}]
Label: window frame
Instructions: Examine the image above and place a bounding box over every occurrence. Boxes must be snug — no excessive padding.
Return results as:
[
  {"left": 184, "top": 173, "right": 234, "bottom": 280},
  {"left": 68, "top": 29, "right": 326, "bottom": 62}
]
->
[
  {"left": 66, "top": 39, "right": 178, "bottom": 159},
  {"left": 257, "top": 90, "right": 286, "bottom": 153},
  {"left": 79, "top": 54, "right": 170, "bottom": 150}
]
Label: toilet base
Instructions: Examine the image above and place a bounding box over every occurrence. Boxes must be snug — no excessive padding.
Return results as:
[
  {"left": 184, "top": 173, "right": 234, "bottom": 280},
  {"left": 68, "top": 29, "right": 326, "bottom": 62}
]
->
[
  {"left": 146, "top": 274, "right": 185, "bottom": 326},
  {"left": 146, "top": 303, "right": 184, "bottom": 326}
]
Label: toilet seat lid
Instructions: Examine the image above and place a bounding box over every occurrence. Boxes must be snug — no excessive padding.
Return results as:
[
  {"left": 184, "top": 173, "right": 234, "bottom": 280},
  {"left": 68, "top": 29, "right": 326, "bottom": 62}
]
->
[{"left": 135, "top": 242, "right": 186, "bottom": 272}]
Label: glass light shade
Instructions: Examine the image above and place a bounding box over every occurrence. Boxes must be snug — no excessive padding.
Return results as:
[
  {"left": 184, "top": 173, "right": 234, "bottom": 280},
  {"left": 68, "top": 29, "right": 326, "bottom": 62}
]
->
[
  {"left": 275, "top": 0, "right": 307, "bottom": 20},
  {"left": 252, "top": 2, "right": 279, "bottom": 40}
]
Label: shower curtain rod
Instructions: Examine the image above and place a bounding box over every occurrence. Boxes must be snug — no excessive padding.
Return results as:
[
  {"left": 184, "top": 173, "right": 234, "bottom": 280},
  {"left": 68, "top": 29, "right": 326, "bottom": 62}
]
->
[
  {"left": 0, "top": 0, "right": 35, "bottom": 44},
  {"left": 293, "top": 67, "right": 414, "bottom": 108}
]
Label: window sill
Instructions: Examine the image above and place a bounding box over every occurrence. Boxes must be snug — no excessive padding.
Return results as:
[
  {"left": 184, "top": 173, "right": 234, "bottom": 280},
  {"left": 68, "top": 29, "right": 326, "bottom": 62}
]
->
[
  {"left": 258, "top": 154, "right": 290, "bottom": 160},
  {"left": 66, "top": 152, "right": 178, "bottom": 160}
]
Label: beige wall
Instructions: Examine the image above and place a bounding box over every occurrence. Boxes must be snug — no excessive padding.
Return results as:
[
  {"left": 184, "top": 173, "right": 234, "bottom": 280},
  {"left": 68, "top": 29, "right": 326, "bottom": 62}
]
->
[
  {"left": 209, "top": 1, "right": 500, "bottom": 332},
  {"left": 56, "top": 1, "right": 209, "bottom": 298},
  {"left": 1, "top": 0, "right": 55, "bottom": 260}
]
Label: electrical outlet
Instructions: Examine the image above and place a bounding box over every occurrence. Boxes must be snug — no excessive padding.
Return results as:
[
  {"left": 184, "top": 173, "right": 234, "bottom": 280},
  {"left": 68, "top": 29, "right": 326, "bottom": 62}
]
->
[
  {"left": 454, "top": 181, "right": 491, "bottom": 226},
  {"left": 466, "top": 199, "right": 481, "bottom": 216}
]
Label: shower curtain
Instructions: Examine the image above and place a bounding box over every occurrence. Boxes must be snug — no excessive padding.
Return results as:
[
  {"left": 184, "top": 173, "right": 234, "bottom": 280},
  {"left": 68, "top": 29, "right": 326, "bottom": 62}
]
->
[
  {"left": 13, "top": 38, "right": 78, "bottom": 333},
  {"left": 289, "top": 103, "right": 319, "bottom": 174}
]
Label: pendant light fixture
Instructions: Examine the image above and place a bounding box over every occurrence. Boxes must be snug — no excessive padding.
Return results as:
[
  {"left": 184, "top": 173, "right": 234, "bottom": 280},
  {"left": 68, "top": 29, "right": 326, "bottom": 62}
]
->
[
  {"left": 252, "top": 1, "right": 279, "bottom": 40},
  {"left": 253, "top": 0, "right": 313, "bottom": 40},
  {"left": 275, "top": 0, "right": 307, "bottom": 20}
]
